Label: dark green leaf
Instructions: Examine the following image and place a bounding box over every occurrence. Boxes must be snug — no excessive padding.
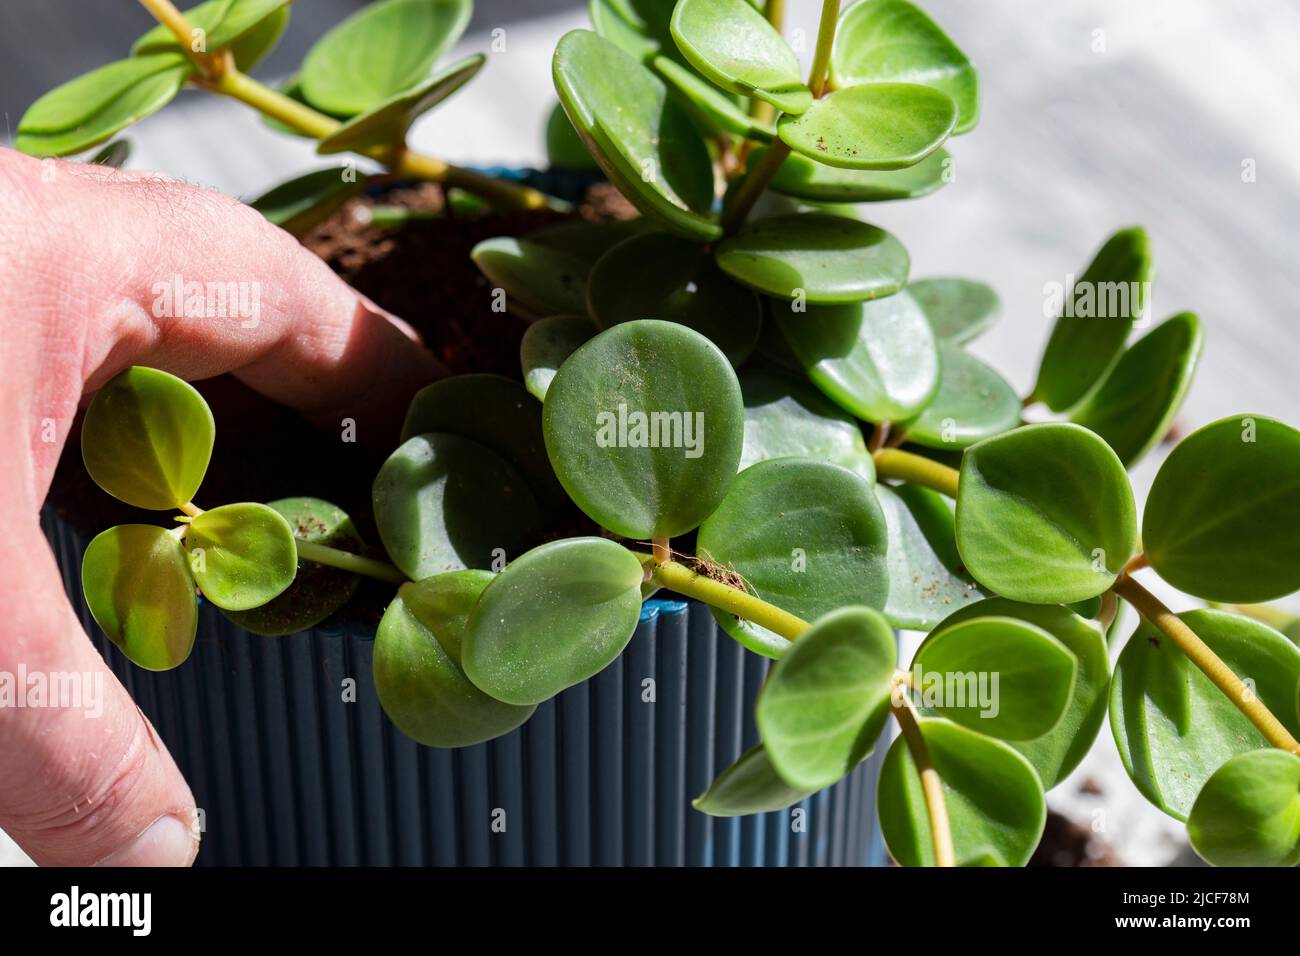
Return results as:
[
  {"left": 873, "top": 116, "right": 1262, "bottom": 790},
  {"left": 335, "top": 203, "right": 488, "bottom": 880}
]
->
[
  {"left": 90, "top": 140, "right": 132, "bottom": 168},
  {"left": 220, "top": 498, "right": 362, "bottom": 636},
  {"left": 545, "top": 101, "right": 601, "bottom": 170},
  {"left": 653, "top": 55, "right": 775, "bottom": 140},
  {"left": 1187, "top": 749, "right": 1300, "bottom": 867},
  {"left": 878, "top": 719, "right": 1045, "bottom": 866},
  {"left": 908, "top": 277, "right": 999, "bottom": 344},
  {"left": 471, "top": 236, "right": 591, "bottom": 316},
  {"left": 778, "top": 83, "right": 955, "bottom": 170},
  {"left": 554, "top": 30, "right": 719, "bottom": 240},
  {"left": 774, "top": 292, "right": 939, "bottom": 422},
  {"left": 737, "top": 368, "right": 874, "bottom": 480},
  {"left": 930, "top": 598, "right": 1110, "bottom": 790},
  {"left": 693, "top": 744, "right": 815, "bottom": 817},
  {"left": 767, "top": 146, "right": 951, "bottom": 203},
  {"left": 697, "top": 458, "right": 889, "bottom": 659},
  {"left": 1143, "top": 415, "right": 1300, "bottom": 603},
  {"left": 899, "top": 346, "right": 1021, "bottom": 450},
  {"left": 520, "top": 314, "right": 594, "bottom": 401},
  {"left": 1110, "top": 609, "right": 1300, "bottom": 820},
  {"left": 1072, "top": 312, "right": 1202, "bottom": 467},
  {"left": 956, "top": 423, "right": 1137, "bottom": 603},
  {"left": 716, "top": 213, "right": 910, "bottom": 304},
  {"left": 670, "top": 0, "right": 810, "bottom": 115},
  {"left": 375, "top": 572, "right": 536, "bottom": 747},
  {"left": 543, "top": 320, "right": 744, "bottom": 539},
  {"left": 82, "top": 366, "right": 214, "bottom": 511},
  {"left": 316, "top": 54, "right": 484, "bottom": 155},
  {"left": 185, "top": 502, "right": 298, "bottom": 611},
  {"left": 831, "top": 0, "right": 979, "bottom": 134},
  {"left": 463, "top": 537, "right": 645, "bottom": 705},
  {"left": 249, "top": 166, "right": 370, "bottom": 237},
  {"left": 756, "top": 606, "right": 897, "bottom": 789},
  {"left": 876, "top": 484, "right": 981, "bottom": 630},
  {"left": 1032, "top": 226, "right": 1153, "bottom": 412},
  {"left": 16, "top": 54, "right": 192, "bottom": 157},
  {"left": 587, "top": 231, "right": 762, "bottom": 366},
  {"left": 300, "top": 0, "right": 471, "bottom": 116},
  {"left": 83, "top": 524, "right": 197, "bottom": 671},
  {"left": 372, "top": 432, "right": 542, "bottom": 579}
]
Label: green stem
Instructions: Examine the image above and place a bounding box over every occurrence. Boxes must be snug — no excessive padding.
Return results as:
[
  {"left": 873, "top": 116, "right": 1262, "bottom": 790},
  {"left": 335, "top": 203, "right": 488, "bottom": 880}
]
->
[
  {"left": 806, "top": 0, "right": 842, "bottom": 98},
  {"left": 651, "top": 561, "right": 810, "bottom": 641},
  {"left": 891, "top": 687, "right": 955, "bottom": 866},
  {"left": 872, "top": 448, "right": 960, "bottom": 498},
  {"left": 295, "top": 540, "right": 409, "bottom": 585},
  {"left": 1112, "top": 573, "right": 1300, "bottom": 754}
]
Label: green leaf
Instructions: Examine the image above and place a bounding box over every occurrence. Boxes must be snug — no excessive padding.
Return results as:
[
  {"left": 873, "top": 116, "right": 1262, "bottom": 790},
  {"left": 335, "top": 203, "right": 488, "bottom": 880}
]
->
[
  {"left": 697, "top": 458, "right": 889, "bottom": 659},
  {"left": 375, "top": 572, "right": 536, "bottom": 747},
  {"left": 16, "top": 54, "right": 192, "bottom": 157},
  {"left": 1071, "top": 312, "right": 1202, "bottom": 468},
  {"left": 737, "top": 368, "right": 874, "bottom": 481},
  {"left": 316, "top": 53, "right": 484, "bottom": 155},
  {"left": 524, "top": 218, "right": 650, "bottom": 267},
  {"left": 670, "top": 0, "right": 810, "bottom": 115},
  {"left": 471, "top": 236, "right": 591, "bottom": 317},
  {"left": 878, "top": 718, "right": 1045, "bottom": 866},
  {"left": 876, "top": 484, "right": 981, "bottom": 630},
  {"left": 1143, "top": 415, "right": 1300, "bottom": 603},
  {"left": 1187, "top": 750, "right": 1300, "bottom": 867},
  {"left": 779, "top": 83, "right": 955, "bottom": 170},
  {"left": 1110, "top": 609, "right": 1300, "bottom": 820},
  {"left": 1032, "top": 226, "right": 1154, "bottom": 412},
  {"left": 543, "top": 320, "right": 744, "bottom": 539},
  {"left": 587, "top": 231, "right": 762, "bottom": 367},
  {"left": 928, "top": 598, "right": 1109, "bottom": 790},
  {"left": 401, "top": 374, "right": 569, "bottom": 515},
  {"left": 908, "top": 277, "right": 999, "bottom": 344},
  {"left": 82, "top": 525, "right": 198, "bottom": 671},
  {"left": 463, "top": 537, "right": 644, "bottom": 705},
  {"left": 774, "top": 292, "right": 939, "bottom": 422},
  {"left": 694, "top": 744, "right": 815, "bottom": 817},
  {"left": 756, "top": 607, "right": 897, "bottom": 789},
  {"left": 132, "top": 0, "right": 291, "bottom": 70},
  {"left": 956, "top": 423, "right": 1137, "bottom": 603},
  {"left": 90, "top": 140, "right": 132, "bottom": 168},
  {"left": 185, "top": 502, "right": 298, "bottom": 611},
  {"left": 249, "top": 166, "right": 370, "bottom": 237},
  {"left": 589, "top": 0, "right": 662, "bottom": 60},
  {"left": 81, "top": 366, "right": 214, "bottom": 511},
  {"left": 716, "top": 213, "right": 910, "bottom": 304},
  {"left": 554, "top": 30, "right": 719, "bottom": 241},
  {"left": 831, "top": 0, "right": 979, "bottom": 134},
  {"left": 220, "top": 498, "right": 362, "bottom": 636},
  {"left": 766, "top": 146, "right": 951, "bottom": 203},
  {"left": 300, "top": 0, "right": 471, "bottom": 116},
  {"left": 545, "top": 101, "right": 601, "bottom": 170},
  {"left": 910, "top": 616, "right": 1075, "bottom": 741},
  {"left": 373, "top": 432, "right": 542, "bottom": 580},
  {"left": 653, "top": 55, "right": 775, "bottom": 141},
  {"left": 899, "top": 347, "right": 1021, "bottom": 450},
  {"left": 520, "top": 314, "right": 594, "bottom": 401}
]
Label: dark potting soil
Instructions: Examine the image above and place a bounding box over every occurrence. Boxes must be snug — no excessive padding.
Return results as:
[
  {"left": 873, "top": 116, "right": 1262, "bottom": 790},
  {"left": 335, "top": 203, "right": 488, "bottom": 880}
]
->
[{"left": 46, "top": 181, "right": 626, "bottom": 627}]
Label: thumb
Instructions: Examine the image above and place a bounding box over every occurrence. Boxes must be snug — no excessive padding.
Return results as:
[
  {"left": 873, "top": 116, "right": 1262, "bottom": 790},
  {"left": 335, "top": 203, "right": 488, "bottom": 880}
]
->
[{"left": 0, "top": 513, "right": 200, "bottom": 866}]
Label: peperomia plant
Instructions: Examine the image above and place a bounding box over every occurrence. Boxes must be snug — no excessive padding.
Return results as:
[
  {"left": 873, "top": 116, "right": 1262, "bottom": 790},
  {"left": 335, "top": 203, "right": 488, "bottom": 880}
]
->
[{"left": 49, "top": 0, "right": 1300, "bottom": 868}]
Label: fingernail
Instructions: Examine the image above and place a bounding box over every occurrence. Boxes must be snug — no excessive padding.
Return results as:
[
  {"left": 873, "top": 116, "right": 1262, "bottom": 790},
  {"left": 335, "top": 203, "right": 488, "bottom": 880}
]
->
[{"left": 94, "top": 815, "right": 200, "bottom": 867}]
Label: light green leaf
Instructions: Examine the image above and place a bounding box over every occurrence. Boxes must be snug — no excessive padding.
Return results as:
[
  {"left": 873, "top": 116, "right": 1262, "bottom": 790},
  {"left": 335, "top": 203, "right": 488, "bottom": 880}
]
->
[
  {"left": 185, "top": 502, "right": 298, "bottom": 611},
  {"left": 908, "top": 277, "right": 999, "bottom": 344},
  {"left": 694, "top": 744, "right": 815, "bottom": 817},
  {"left": 956, "top": 423, "right": 1137, "bottom": 603},
  {"left": 1187, "top": 749, "right": 1300, "bottom": 867},
  {"left": 82, "top": 525, "right": 198, "bottom": 671},
  {"left": 876, "top": 483, "right": 981, "bottom": 631},
  {"left": 520, "top": 314, "right": 594, "bottom": 401},
  {"left": 778, "top": 83, "right": 955, "bottom": 170},
  {"left": 767, "top": 146, "right": 951, "bottom": 203},
  {"left": 463, "top": 537, "right": 645, "bottom": 705},
  {"left": 756, "top": 606, "right": 897, "bottom": 790},
  {"left": 899, "top": 346, "right": 1021, "bottom": 450},
  {"left": 653, "top": 55, "right": 775, "bottom": 141},
  {"left": 737, "top": 368, "right": 874, "bottom": 480},
  {"left": 132, "top": 0, "right": 291, "bottom": 71},
  {"left": 81, "top": 366, "right": 214, "bottom": 511}
]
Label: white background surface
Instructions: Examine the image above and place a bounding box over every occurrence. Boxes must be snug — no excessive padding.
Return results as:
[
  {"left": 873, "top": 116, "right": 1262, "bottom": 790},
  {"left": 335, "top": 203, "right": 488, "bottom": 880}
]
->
[{"left": 3, "top": 0, "right": 1298, "bottom": 866}]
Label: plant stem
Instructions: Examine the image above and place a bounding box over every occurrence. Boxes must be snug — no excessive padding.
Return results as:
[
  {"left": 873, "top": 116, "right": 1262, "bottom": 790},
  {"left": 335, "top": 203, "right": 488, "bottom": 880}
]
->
[
  {"left": 1123, "top": 552, "right": 1150, "bottom": 574},
  {"left": 178, "top": 501, "right": 203, "bottom": 517},
  {"left": 295, "top": 540, "right": 408, "bottom": 585},
  {"left": 872, "top": 448, "right": 960, "bottom": 498},
  {"left": 719, "top": 139, "right": 790, "bottom": 234},
  {"left": 867, "top": 421, "right": 891, "bottom": 453},
  {"left": 1112, "top": 573, "right": 1300, "bottom": 754},
  {"left": 806, "top": 0, "right": 842, "bottom": 98},
  {"left": 891, "top": 687, "right": 955, "bottom": 867},
  {"left": 651, "top": 561, "right": 810, "bottom": 641},
  {"left": 651, "top": 537, "right": 671, "bottom": 565},
  {"left": 1096, "top": 588, "right": 1118, "bottom": 631},
  {"left": 137, "top": 0, "right": 223, "bottom": 76}
]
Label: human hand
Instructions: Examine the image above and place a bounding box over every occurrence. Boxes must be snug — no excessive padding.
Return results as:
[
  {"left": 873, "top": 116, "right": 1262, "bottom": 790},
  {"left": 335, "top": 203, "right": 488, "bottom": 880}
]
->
[{"left": 0, "top": 147, "right": 441, "bottom": 865}]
